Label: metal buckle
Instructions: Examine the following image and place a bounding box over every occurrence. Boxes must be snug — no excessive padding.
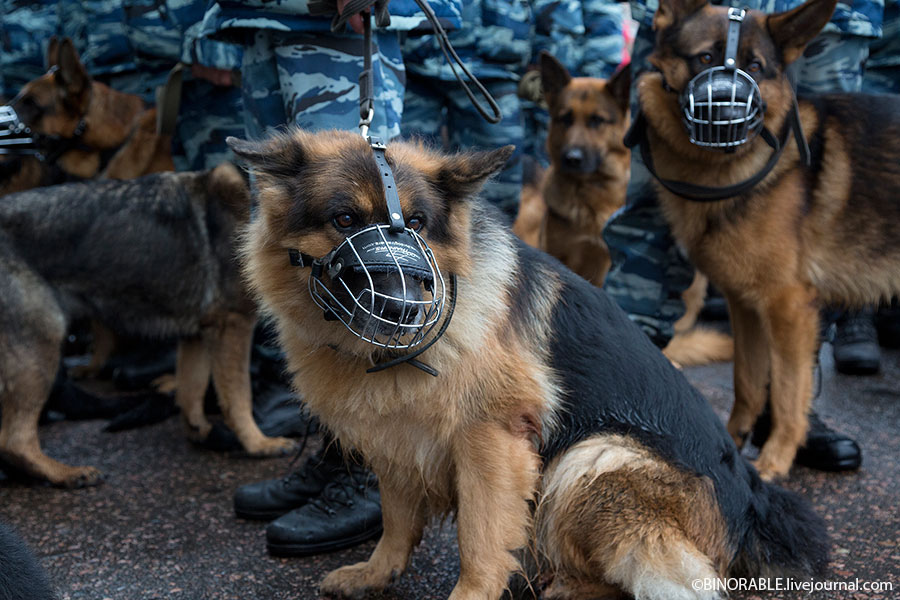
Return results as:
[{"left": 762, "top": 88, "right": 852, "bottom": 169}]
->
[{"left": 358, "top": 107, "right": 374, "bottom": 138}]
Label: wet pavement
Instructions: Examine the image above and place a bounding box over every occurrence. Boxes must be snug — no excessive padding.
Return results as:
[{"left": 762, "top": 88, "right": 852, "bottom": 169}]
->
[{"left": 0, "top": 343, "right": 897, "bottom": 600}]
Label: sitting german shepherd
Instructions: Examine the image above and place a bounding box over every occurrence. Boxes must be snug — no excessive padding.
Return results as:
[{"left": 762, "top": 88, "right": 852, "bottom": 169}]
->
[
  {"left": 631, "top": 0, "right": 900, "bottom": 479},
  {"left": 0, "top": 165, "right": 295, "bottom": 488},
  {"left": 537, "top": 53, "right": 630, "bottom": 287},
  {"left": 1, "top": 36, "right": 173, "bottom": 197},
  {"left": 234, "top": 129, "right": 827, "bottom": 599}
]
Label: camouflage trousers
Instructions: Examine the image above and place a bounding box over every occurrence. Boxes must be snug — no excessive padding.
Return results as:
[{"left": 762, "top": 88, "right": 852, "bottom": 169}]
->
[
  {"left": 174, "top": 78, "right": 246, "bottom": 171},
  {"left": 603, "top": 31, "right": 870, "bottom": 346},
  {"left": 863, "top": 66, "right": 900, "bottom": 92},
  {"left": 402, "top": 75, "right": 523, "bottom": 220},
  {"left": 240, "top": 29, "right": 405, "bottom": 141}
]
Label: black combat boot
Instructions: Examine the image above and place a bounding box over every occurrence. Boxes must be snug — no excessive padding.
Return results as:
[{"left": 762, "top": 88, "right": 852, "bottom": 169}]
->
[
  {"left": 266, "top": 462, "right": 382, "bottom": 556},
  {"left": 832, "top": 308, "right": 881, "bottom": 375},
  {"left": 233, "top": 442, "right": 346, "bottom": 521}
]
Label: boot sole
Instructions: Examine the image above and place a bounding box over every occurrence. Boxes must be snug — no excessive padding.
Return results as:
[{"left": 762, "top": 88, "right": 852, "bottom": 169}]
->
[
  {"left": 235, "top": 507, "right": 291, "bottom": 521},
  {"left": 266, "top": 526, "right": 383, "bottom": 557}
]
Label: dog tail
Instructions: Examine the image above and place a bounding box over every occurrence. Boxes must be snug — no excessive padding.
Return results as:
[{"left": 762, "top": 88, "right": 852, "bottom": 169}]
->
[
  {"left": 732, "top": 477, "right": 830, "bottom": 578},
  {"left": 663, "top": 327, "right": 734, "bottom": 366}
]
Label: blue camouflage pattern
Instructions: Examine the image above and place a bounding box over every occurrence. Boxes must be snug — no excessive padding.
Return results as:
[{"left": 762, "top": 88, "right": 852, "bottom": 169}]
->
[
  {"left": 864, "top": 0, "right": 900, "bottom": 92},
  {"left": 58, "top": 0, "right": 138, "bottom": 80},
  {"left": 239, "top": 29, "right": 406, "bottom": 142},
  {"left": 602, "top": 0, "right": 883, "bottom": 345},
  {"left": 0, "top": 0, "right": 59, "bottom": 100},
  {"left": 631, "top": 0, "right": 883, "bottom": 36},
  {"left": 522, "top": 0, "right": 626, "bottom": 163},
  {"left": 403, "top": 77, "right": 524, "bottom": 219},
  {"left": 201, "top": 0, "right": 462, "bottom": 42},
  {"left": 403, "top": 0, "right": 533, "bottom": 81}
]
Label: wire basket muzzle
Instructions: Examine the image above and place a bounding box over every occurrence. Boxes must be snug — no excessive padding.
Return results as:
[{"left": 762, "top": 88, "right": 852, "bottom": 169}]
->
[
  {"left": 680, "top": 66, "right": 764, "bottom": 149},
  {"left": 308, "top": 224, "right": 446, "bottom": 349}
]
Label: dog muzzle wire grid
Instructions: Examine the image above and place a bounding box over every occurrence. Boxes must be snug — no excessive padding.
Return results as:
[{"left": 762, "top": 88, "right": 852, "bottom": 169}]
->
[
  {"left": 286, "top": 0, "right": 503, "bottom": 377},
  {"left": 0, "top": 105, "right": 40, "bottom": 156},
  {"left": 680, "top": 8, "right": 764, "bottom": 150}
]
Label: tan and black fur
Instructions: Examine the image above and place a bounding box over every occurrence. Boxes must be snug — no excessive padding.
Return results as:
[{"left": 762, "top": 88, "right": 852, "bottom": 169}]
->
[
  {"left": 515, "top": 56, "right": 731, "bottom": 367},
  {"left": 0, "top": 165, "right": 295, "bottom": 488},
  {"left": 1, "top": 37, "right": 173, "bottom": 197},
  {"left": 637, "top": 0, "right": 900, "bottom": 479},
  {"left": 234, "top": 129, "right": 827, "bottom": 599},
  {"left": 537, "top": 53, "right": 630, "bottom": 287}
]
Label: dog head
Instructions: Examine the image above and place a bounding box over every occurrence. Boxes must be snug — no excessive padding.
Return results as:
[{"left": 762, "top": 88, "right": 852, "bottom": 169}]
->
[
  {"left": 9, "top": 37, "right": 92, "bottom": 139},
  {"left": 540, "top": 52, "right": 631, "bottom": 179},
  {"left": 640, "top": 0, "right": 837, "bottom": 156},
  {"left": 230, "top": 129, "right": 513, "bottom": 355}
]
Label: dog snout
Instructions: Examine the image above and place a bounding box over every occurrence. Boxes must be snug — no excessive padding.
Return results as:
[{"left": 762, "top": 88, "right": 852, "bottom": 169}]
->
[
  {"left": 560, "top": 146, "right": 598, "bottom": 175},
  {"left": 563, "top": 147, "right": 585, "bottom": 170}
]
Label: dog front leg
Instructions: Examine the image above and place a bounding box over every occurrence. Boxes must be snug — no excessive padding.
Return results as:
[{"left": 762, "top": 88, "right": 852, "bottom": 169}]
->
[
  {"left": 321, "top": 472, "right": 426, "bottom": 598},
  {"left": 756, "top": 285, "right": 819, "bottom": 480},
  {"left": 450, "top": 422, "right": 539, "bottom": 600},
  {"left": 175, "top": 337, "right": 213, "bottom": 441},
  {"left": 725, "top": 296, "right": 771, "bottom": 449},
  {"left": 204, "top": 312, "right": 296, "bottom": 456}
]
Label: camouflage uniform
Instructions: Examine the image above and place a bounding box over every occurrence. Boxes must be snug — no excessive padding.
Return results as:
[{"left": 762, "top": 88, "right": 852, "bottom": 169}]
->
[
  {"left": 401, "top": 0, "right": 532, "bottom": 219},
  {"left": 0, "top": 0, "right": 59, "bottom": 101},
  {"left": 864, "top": 0, "right": 900, "bottom": 92},
  {"left": 522, "top": 0, "right": 626, "bottom": 164},
  {"left": 603, "top": 0, "right": 884, "bottom": 346},
  {"left": 201, "top": 0, "right": 462, "bottom": 142}
]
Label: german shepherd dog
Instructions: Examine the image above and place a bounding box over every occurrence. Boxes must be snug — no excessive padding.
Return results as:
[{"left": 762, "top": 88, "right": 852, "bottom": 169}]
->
[
  {"left": 634, "top": 0, "right": 900, "bottom": 480},
  {"left": 234, "top": 129, "right": 827, "bottom": 599},
  {"left": 537, "top": 53, "right": 630, "bottom": 287},
  {"left": 0, "top": 165, "right": 295, "bottom": 487},
  {"left": 1, "top": 36, "right": 173, "bottom": 197},
  {"left": 515, "top": 54, "right": 732, "bottom": 367}
]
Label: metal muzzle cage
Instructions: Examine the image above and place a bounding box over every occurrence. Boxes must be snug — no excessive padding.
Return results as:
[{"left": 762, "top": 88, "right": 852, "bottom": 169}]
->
[
  {"left": 681, "top": 66, "right": 764, "bottom": 149},
  {"left": 308, "top": 223, "right": 446, "bottom": 350},
  {"left": 0, "top": 105, "right": 39, "bottom": 156}
]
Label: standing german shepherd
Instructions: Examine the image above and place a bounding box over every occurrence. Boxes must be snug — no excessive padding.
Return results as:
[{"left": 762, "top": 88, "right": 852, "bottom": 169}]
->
[
  {"left": 537, "top": 53, "right": 630, "bottom": 286},
  {"left": 234, "top": 129, "right": 827, "bottom": 599},
  {"left": 1, "top": 37, "right": 173, "bottom": 197},
  {"left": 0, "top": 165, "right": 295, "bottom": 488},
  {"left": 634, "top": 0, "right": 900, "bottom": 479}
]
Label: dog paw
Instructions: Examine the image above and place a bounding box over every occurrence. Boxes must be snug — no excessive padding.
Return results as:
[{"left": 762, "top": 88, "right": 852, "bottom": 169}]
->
[
  {"left": 752, "top": 457, "right": 789, "bottom": 482},
  {"left": 245, "top": 436, "right": 297, "bottom": 458},
  {"left": 58, "top": 466, "right": 105, "bottom": 489},
  {"left": 320, "top": 562, "right": 391, "bottom": 598}
]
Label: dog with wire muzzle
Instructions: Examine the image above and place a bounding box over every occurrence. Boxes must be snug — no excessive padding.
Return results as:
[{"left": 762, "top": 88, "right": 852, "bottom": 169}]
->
[
  {"left": 234, "top": 128, "right": 828, "bottom": 599},
  {"left": 625, "top": 0, "right": 900, "bottom": 481}
]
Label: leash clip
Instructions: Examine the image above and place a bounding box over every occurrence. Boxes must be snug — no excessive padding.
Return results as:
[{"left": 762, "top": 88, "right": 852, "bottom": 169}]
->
[{"left": 359, "top": 106, "right": 374, "bottom": 138}]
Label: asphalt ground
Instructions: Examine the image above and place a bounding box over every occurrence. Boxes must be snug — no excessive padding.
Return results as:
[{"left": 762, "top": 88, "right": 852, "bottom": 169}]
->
[{"left": 0, "top": 343, "right": 897, "bottom": 600}]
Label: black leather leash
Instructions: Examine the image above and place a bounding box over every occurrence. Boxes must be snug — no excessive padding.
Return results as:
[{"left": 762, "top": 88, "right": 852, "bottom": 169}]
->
[{"left": 626, "top": 93, "right": 811, "bottom": 203}]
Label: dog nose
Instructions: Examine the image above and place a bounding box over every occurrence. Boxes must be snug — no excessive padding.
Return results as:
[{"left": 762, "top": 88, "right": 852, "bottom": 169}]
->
[{"left": 563, "top": 147, "right": 584, "bottom": 169}]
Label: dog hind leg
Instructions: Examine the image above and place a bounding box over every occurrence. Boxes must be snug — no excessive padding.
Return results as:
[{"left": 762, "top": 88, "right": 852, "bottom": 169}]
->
[
  {"left": 203, "top": 312, "right": 296, "bottom": 456},
  {"left": 174, "top": 337, "right": 213, "bottom": 441},
  {"left": 0, "top": 268, "right": 102, "bottom": 487},
  {"left": 537, "top": 435, "right": 729, "bottom": 600}
]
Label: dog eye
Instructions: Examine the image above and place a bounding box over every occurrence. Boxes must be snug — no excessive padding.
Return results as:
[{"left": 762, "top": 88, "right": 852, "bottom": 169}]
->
[
  {"left": 332, "top": 213, "right": 355, "bottom": 229},
  {"left": 555, "top": 111, "right": 574, "bottom": 127},
  {"left": 407, "top": 216, "right": 426, "bottom": 232},
  {"left": 747, "top": 60, "right": 762, "bottom": 73},
  {"left": 699, "top": 52, "right": 714, "bottom": 65},
  {"left": 588, "top": 114, "right": 607, "bottom": 128}
]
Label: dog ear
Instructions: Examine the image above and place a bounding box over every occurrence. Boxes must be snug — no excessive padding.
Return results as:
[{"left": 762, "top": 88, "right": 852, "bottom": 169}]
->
[
  {"left": 46, "top": 36, "right": 60, "bottom": 69},
  {"left": 606, "top": 63, "right": 632, "bottom": 113},
  {"left": 653, "top": 0, "right": 707, "bottom": 30},
  {"left": 767, "top": 0, "right": 839, "bottom": 64},
  {"left": 227, "top": 133, "right": 306, "bottom": 178},
  {"left": 540, "top": 52, "right": 572, "bottom": 107},
  {"left": 434, "top": 145, "right": 515, "bottom": 201},
  {"left": 54, "top": 38, "right": 89, "bottom": 97}
]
